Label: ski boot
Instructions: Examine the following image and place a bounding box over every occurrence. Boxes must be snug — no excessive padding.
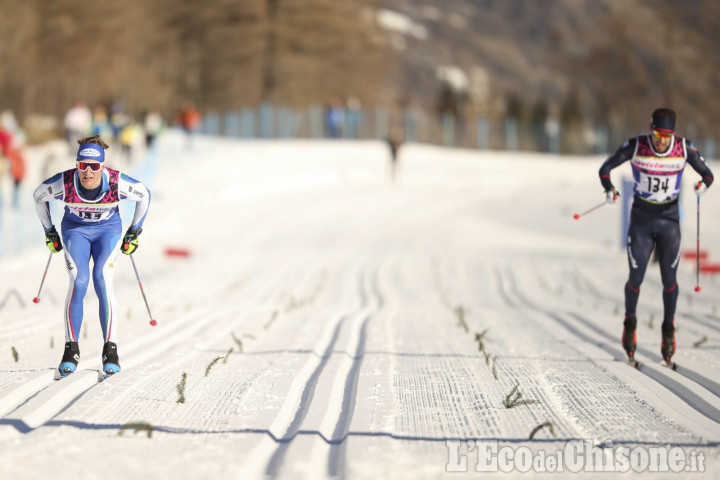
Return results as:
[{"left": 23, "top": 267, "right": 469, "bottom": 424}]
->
[
  {"left": 58, "top": 341, "right": 80, "bottom": 378},
  {"left": 102, "top": 342, "right": 121, "bottom": 376},
  {"left": 622, "top": 315, "right": 638, "bottom": 367},
  {"left": 661, "top": 324, "right": 676, "bottom": 370}
]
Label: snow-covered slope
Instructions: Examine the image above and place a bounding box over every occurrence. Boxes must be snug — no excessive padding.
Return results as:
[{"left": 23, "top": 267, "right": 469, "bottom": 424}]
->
[{"left": 1, "top": 132, "right": 719, "bottom": 479}]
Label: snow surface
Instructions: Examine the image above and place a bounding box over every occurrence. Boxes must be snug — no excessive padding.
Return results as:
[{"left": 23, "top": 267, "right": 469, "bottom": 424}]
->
[
  {"left": 376, "top": 8, "right": 429, "bottom": 40},
  {"left": 1, "top": 132, "right": 720, "bottom": 479}
]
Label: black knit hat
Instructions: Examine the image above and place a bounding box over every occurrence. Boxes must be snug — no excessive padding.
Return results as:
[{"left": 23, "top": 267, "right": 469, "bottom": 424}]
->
[{"left": 651, "top": 108, "right": 676, "bottom": 132}]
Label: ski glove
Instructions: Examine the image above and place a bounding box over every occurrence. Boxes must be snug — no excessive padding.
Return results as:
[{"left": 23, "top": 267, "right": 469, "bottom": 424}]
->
[
  {"left": 45, "top": 227, "right": 63, "bottom": 253},
  {"left": 605, "top": 188, "right": 620, "bottom": 204},
  {"left": 694, "top": 181, "right": 708, "bottom": 197},
  {"left": 121, "top": 227, "right": 142, "bottom": 255}
]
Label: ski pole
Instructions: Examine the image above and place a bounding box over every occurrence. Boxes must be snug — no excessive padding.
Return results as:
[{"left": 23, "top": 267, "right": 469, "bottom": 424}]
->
[
  {"left": 573, "top": 194, "right": 616, "bottom": 220},
  {"left": 695, "top": 194, "right": 702, "bottom": 293},
  {"left": 129, "top": 255, "right": 158, "bottom": 326},
  {"left": 32, "top": 252, "right": 54, "bottom": 304}
]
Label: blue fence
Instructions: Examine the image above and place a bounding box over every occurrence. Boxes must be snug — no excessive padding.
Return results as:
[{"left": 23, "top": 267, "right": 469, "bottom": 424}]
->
[{"left": 196, "top": 103, "right": 716, "bottom": 158}]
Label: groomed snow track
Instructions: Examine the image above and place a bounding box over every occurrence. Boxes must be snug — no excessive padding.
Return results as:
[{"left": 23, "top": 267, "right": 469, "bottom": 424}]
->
[{"left": 1, "top": 136, "right": 719, "bottom": 479}]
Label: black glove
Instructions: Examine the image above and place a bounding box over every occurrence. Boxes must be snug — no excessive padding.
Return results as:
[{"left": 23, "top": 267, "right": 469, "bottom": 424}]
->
[
  {"left": 121, "top": 227, "right": 142, "bottom": 255},
  {"left": 45, "top": 227, "right": 63, "bottom": 253}
]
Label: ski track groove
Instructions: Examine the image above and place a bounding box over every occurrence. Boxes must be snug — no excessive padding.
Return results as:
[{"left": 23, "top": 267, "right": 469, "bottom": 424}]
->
[
  {"left": 266, "top": 264, "right": 381, "bottom": 479},
  {"left": 480, "top": 262, "right": 619, "bottom": 441},
  {"left": 546, "top": 261, "right": 720, "bottom": 396},
  {"left": 490, "top": 262, "right": 720, "bottom": 444},
  {"left": 0, "top": 253, "right": 299, "bottom": 406},
  {"left": 325, "top": 267, "right": 382, "bottom": 479},
  {"left": 499, "top": 262, "right": 720, "bottom": 434},
  {"left": 192, "top": 263, "right": 325, "bottom": 353},
  {"left": 383, "top": 258, "right": 582, "bottom": 444},
  {"left": 555, "top": 262, "right": 720, "bottom": 383},
  {"left": 493, "top": 263, "right": 518, "bottom": 309},
  {"left": 541, "top": 310, "right": 720, "bottom": 441},
  {"left": 263, "top": 316, "right": 347, "bottom": 477},
  {"left": 236, "top": 258, "right": 385, "bottom": 479},
  {"left": 0, "top": 262, "right": 205, "bottom": 375},
  {"left": 564, "top": 261, "right": 720, "bottom": 339},
  {"left": 238, "top": 263, "right": 367, "bottom": 479},
  {"left": 0, "top": 311, "right": 58, "bottom": 338},
  {"left": 564, "top": 311, "right": 720, "bottom": 399},
  {"left": 680, "top": 311, "right": 720, "bottom": 335},
  {"left": 0, "top": 304, "right": 232, "bottom": 441},
  {"left": 183, "top": 259, "right": 363, "bottom": 441}
]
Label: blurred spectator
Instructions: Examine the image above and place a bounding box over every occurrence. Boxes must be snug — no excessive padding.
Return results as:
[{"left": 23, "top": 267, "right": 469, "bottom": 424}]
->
[
  {"left": 345, "top": 96, "right": 362, "bottom": 139},
  {"left": 325, "top": 99, "right": 344, "bottom": 139},
  {"left": 0, "top": 118, "right": 25, "bottom": 208},
  {"left": 110, "top": 101, "right": 128, "bottom": 146},
  {"left": 0, "top": 119, "right": 13, "bottom": 154},
  {"left": 0, "top": 110, "right": 19, "bottom": 134},
  {"left": 120, "top": 119, "right": 143, "bottom": 163},
  {"left": 1, "top": 111, "right": 26, "bottom": 150},
  {"left": 144, "top": 109, "right": 163, "bottom": 148},
  {"left": 176, "top": 102, "right": 201, "bottom": 150},
  {"left": 386, "top": 128, "right": 404, "bottom": 183},
  {"left": 0, "top": 123, "right": 11, "bottom": 195},
  {"left": 0, "top": 152, "right": 4, "bottom": 208},
  {"left": 64, "top": 100, "right": 92, "bottom": 152},
  {"left": 8, "top": 148, "right": 26, "bottom": 208},
  {"left": 92, "top": 106, "right": 111, "bottom": 138}
]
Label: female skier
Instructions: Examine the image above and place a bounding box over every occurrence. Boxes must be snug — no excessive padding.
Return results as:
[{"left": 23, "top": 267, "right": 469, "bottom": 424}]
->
[{"left": 33, "top": 135, "right": 151, "bottom": 377}]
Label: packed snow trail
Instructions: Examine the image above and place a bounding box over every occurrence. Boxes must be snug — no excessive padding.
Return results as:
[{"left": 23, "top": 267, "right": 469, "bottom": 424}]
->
[{"left": 0, "top": 134, "right": 719, "bottom": 479}]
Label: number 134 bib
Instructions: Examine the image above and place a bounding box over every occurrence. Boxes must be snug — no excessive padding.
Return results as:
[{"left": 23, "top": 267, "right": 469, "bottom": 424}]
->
[{"left": 631, "top": 135, "right": 687, "bottom": 204}]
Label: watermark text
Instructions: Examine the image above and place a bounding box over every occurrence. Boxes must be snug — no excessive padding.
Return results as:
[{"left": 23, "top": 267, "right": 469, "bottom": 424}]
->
[{"left": 446, "top": 439, "right": 706, "bottom": 473}]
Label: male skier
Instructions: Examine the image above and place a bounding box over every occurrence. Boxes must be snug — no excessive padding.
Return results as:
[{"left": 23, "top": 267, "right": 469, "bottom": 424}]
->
[
  {"left": 598, "top": 108, "right": 713, "bottom": 367},
  {"left": 33, "top": 135, "right": 151, "bottom": 377}
]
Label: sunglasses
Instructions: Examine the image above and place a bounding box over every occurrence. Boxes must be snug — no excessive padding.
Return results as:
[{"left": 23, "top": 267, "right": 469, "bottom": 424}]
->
[
  {"left": 651, "top": 129, "right": 674, "bottom": 139},
  {"left": 77, "top": 161, "right": 103, "bottom": 172}
]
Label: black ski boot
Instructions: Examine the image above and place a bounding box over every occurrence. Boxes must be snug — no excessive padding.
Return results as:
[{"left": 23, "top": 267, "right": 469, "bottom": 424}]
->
[
  {"left": 58, "top": 341, "right": 80, "bottom": 378},
  {"left": 622, "top": 315, "right": 637, "bottom": 365},
  {"left": 102, "top": 342, "right": 121, "bottom": 376},
  {"left": 661, "top": 323, "right": 676, "bottom": 369}
]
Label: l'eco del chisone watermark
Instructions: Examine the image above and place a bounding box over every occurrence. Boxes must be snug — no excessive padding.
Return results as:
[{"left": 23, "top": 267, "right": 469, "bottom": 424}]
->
[{"left": 446, "top": 439, "right": 706, "bottom": 473}]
